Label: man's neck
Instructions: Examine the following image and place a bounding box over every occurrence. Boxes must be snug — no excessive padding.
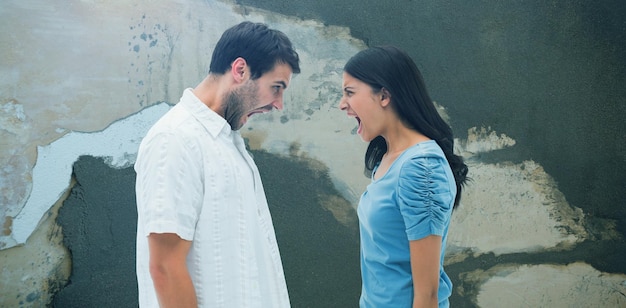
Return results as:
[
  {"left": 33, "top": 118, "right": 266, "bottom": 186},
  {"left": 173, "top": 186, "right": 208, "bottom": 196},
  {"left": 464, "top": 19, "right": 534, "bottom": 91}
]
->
[{"left": 192, "top": 74, "right": 227, "bottom": 115}]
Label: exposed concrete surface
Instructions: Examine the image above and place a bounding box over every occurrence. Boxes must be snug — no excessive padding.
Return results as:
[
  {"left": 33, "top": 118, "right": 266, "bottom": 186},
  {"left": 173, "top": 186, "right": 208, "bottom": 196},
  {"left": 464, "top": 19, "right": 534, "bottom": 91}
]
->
[
  {"left": 0, "top": 192, "right": 70, "bottom": 307},
  {"left": 476, "top": 263, "right": 626, "bottom": 307},
  {"left": 52, "top": 156, "right": 139, "bottom": 307},
  {"left": 450, "top": 159, "right": 587, "bottom": 255},
  {"left": 6, "top": 103, "right": 169, "bottom": 248}
]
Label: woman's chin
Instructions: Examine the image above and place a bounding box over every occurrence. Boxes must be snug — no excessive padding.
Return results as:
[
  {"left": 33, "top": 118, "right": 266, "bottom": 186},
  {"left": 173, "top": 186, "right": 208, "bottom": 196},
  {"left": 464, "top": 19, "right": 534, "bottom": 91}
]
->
[{"left": 359, "top": 132, "right": 373, "bottom": 142}]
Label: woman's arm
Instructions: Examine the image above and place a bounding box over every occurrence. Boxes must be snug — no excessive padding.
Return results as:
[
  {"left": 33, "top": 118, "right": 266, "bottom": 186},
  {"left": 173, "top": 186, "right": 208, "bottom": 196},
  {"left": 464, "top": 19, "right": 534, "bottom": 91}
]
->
[{"left": 409, "top": 235, "right": 442, "bottom": 308}]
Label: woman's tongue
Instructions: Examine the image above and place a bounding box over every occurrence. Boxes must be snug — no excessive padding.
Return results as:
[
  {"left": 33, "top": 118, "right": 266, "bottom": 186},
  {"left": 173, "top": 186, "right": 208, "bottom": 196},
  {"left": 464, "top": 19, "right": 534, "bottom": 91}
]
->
[{"left": 357, "top": 117, "right": 362, "bottom": 134}]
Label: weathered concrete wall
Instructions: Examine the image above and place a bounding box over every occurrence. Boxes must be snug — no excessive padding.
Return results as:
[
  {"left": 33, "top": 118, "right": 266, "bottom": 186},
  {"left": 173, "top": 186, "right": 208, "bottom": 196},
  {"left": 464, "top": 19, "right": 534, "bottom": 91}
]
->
[{"left": 1, "top": 0, "right": 625, "bottom": 307}]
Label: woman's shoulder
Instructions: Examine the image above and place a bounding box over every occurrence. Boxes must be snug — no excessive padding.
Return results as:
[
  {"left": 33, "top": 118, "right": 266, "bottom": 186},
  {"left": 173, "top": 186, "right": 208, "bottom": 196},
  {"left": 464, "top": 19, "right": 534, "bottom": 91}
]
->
[
  {"left": 412, "top": 140, "right": 444, "bottom": 154},
  {"left": 399, "top": 140, "right": 445, "bottom": 163}
]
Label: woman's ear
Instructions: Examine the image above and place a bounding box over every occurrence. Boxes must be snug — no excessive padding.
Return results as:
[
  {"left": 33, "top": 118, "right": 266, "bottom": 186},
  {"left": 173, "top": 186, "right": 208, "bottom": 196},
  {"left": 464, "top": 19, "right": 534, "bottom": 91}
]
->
[{"left": 380, "top": 87, "right": 391, "bottom": 107}]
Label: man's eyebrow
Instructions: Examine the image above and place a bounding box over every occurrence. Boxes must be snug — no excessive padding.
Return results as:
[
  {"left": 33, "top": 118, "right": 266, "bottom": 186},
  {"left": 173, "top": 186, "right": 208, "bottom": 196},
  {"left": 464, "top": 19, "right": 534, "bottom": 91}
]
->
[{"left": 276, "top": 81, "right": 287, "bottom": 89}]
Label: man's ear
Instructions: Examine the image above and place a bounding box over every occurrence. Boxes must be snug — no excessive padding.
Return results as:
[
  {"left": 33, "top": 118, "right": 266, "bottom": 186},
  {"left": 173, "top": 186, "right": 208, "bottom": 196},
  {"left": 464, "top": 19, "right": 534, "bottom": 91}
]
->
[
  {"left": 231, "top": 57, "right": 248, "bottom": 83},
  {"left": 380, "top": 87, "right": 391, "bottom": 107}
]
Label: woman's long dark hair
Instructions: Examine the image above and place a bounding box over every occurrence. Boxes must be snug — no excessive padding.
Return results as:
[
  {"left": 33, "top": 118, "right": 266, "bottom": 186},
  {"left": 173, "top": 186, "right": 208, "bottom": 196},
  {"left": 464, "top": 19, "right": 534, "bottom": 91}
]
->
[{"left": 344, "top": 46, "right": 468, "bottom": 208}]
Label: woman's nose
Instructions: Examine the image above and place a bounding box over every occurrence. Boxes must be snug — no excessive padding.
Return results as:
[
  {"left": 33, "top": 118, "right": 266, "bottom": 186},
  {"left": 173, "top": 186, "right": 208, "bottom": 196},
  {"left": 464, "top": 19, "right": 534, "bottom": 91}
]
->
[{"left": 339, "top": 97, "right": 348, "bottom": 110}]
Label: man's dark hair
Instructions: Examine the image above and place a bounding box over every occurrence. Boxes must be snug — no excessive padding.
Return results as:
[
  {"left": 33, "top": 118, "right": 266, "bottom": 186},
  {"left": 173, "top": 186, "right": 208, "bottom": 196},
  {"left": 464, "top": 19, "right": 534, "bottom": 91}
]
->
[{"left": 209, "top": 21, "right": 300, "bottom": 79}]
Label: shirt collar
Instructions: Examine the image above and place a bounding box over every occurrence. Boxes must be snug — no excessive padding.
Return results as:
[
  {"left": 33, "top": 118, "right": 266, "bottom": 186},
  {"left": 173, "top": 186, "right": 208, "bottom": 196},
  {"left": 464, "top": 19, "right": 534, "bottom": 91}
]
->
[{"left": 180, "top": 88, "right": 231, "bottom": 139}]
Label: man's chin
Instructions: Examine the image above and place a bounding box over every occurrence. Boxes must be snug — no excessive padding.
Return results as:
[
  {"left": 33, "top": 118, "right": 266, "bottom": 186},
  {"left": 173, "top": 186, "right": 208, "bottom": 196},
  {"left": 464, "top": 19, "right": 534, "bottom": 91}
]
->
[
  {"left": 228, "top": 118, "right": 246, "bottom": 131},
  {"left": 231, "top": 111, "right": 265, "bottom": 131}
]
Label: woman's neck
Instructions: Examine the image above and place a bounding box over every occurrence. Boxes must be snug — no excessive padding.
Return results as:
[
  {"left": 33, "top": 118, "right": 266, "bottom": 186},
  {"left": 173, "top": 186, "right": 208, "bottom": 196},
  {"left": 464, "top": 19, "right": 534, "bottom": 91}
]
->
[{"left": 383, "top": 123, "right": 430, "bottom": 155}]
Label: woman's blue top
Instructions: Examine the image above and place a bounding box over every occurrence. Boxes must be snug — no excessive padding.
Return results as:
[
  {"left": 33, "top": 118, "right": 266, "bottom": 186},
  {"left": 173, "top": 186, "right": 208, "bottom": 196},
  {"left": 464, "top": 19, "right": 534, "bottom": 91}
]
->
[{"left": 358, "top": 140, "right": 456, "bottom": 308}]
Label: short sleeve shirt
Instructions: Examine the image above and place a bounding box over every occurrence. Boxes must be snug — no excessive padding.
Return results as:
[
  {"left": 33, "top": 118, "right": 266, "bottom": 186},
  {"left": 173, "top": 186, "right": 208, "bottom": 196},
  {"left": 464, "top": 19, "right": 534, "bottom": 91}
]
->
[
  {"left": 358, "top": 140, "right": 456, "bottom": 308},
  {"left": 135, "top": 89, "right": 290, "bottom": 307}
]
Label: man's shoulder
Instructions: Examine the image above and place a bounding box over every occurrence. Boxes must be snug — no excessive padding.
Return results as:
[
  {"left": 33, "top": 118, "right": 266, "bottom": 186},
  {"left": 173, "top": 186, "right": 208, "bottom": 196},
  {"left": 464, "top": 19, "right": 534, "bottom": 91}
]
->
[{"left": 146, "top": 104, "right": 201, "bottom": 136}]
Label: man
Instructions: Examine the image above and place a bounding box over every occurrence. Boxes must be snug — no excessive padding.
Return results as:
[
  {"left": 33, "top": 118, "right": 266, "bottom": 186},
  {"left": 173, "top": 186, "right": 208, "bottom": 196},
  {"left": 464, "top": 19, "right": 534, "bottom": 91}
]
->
[{"left": 135, "top": 21, "right": 300, "bottom": 307}]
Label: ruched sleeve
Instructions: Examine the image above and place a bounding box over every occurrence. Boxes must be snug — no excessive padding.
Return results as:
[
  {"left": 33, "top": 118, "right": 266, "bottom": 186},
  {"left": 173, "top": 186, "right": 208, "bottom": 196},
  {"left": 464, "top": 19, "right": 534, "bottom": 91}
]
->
[{"left": 397, "top": 156, "right": 454, "bottom": 241}]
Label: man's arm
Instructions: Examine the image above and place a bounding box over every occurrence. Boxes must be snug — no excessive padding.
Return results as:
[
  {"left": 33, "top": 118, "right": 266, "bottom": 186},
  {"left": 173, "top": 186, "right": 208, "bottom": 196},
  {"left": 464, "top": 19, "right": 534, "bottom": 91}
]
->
[
  {"left": 148, "top": 233, "right": 197, "bottom": 308},
  {"left": 409, "top": 235, "right": 442, "bottom": 308}
]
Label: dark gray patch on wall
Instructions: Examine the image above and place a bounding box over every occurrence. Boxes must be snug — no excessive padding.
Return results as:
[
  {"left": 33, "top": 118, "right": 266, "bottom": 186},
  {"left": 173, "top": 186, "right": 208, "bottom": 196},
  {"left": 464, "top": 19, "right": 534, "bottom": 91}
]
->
[
  {"left": 52, "top": 153, "right": 362, "bottom": 307},
  {"left": 254, "top": 150, "right": 362, "bottom": 307},
  {"left": 53, "top": 156, "right": 138, "bottom": 307}
]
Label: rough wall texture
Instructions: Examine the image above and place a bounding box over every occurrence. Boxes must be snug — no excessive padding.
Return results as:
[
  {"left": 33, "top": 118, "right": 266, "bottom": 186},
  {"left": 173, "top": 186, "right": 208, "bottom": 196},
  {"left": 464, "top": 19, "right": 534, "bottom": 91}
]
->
[
  {"left": 1, "top": 0, "right": 625, "bottom": 307},
  {"left": 53, "top": 156, "right": 139, "bottom": 307},
  {"left": 52, "top": 153, "right": 362, "bottom": 307}
]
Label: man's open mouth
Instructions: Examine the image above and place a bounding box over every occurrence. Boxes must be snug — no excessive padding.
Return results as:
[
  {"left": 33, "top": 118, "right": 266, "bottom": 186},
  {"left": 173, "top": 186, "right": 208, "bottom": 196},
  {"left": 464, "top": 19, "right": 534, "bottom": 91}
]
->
[{"left": 247, "top": 106, "right": 273, "bottom": 118}]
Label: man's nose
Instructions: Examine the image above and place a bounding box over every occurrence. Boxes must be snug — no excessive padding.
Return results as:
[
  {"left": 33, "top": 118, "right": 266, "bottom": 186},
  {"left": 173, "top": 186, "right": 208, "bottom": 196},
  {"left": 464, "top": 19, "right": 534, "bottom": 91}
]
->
[{"left": 272, "top": 98, "right": 284, "bottom": 110}]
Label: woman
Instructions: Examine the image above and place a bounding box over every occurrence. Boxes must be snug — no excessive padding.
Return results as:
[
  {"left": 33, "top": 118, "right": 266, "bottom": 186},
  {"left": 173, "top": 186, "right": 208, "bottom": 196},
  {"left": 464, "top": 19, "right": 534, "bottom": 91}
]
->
[{"left": 339, "top": 46, "right": 468, "bottom": 308}]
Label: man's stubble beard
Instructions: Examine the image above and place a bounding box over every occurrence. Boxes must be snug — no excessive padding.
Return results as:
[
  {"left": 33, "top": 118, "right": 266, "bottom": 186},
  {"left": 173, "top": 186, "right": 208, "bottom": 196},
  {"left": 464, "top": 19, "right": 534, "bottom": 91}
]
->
[{"left": 223, "top": 79, "right": 258, "bottom": 131}]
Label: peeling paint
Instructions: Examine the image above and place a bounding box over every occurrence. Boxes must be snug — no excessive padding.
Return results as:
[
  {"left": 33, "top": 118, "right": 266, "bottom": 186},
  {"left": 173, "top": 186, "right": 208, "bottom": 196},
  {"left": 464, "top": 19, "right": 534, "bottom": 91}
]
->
[
  {"left": 450, "top": 159, "right": 587, "bottom": 255},
  {"left": 7, "top": 103, "right": 170, "bottom": 247},
  {"left": 476, "top": 263, "right": 626, "bottom": 307},
  {"left": 457, "top": 126, "right": 516, "bottom": 155},
  {"left": 0, "top": 189, "right": 70, "bottom": 308}
]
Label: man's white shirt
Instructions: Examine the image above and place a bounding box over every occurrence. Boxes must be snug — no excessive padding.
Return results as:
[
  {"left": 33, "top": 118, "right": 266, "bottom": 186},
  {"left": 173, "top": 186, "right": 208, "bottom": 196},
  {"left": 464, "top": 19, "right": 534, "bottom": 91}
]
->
[{"left": 135, "top": 88, "right": 290, "bottom": 307}]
